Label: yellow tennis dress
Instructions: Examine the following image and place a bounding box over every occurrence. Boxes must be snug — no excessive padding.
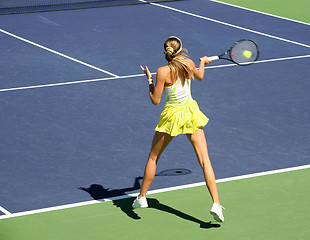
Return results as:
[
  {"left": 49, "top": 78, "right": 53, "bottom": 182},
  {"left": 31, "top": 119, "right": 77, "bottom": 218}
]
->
[{"left": 155, "top": 76, "right": 209, "bottom": 136}]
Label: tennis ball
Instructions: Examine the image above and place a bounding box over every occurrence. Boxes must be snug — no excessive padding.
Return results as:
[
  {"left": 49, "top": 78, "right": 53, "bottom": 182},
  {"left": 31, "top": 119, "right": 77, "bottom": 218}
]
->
[{"left": 243, "top": 50, "right": 252, "bottom": 59}]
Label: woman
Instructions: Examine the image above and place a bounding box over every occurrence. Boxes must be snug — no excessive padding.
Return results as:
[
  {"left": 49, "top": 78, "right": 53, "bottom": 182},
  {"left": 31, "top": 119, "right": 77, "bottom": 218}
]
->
[{"left": 132, "top": 36, "right": 224, "bottom": 223}]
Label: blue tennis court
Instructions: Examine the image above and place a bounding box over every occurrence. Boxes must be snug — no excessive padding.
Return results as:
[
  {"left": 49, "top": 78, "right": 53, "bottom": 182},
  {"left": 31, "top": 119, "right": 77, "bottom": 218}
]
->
[{"left": 0, "top": 0, "right": 309, "bottom": 220}]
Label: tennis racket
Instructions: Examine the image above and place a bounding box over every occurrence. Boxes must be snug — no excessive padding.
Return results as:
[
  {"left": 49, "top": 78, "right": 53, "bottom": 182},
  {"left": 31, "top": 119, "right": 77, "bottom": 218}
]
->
[{"left": 205, "top": 39, "right": 259, "bottom": 66}]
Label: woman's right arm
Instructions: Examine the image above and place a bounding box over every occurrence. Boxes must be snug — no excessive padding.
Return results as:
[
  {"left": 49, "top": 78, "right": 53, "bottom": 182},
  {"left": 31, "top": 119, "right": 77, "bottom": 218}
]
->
[{"left": 188, "top": 57, "right": 211, "bottom": 81}]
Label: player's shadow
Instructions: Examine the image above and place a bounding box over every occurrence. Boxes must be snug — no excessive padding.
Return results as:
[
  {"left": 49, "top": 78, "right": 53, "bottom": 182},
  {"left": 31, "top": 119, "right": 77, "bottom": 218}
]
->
[
  {"left": 114, "top": 197, "right": 221, "bottom": 229},
  {"left": 79, "top": 173, "right": 220, "bottom": 228},
  {"left": 149, "top": 198, "right": 221, "bottom": 229}
]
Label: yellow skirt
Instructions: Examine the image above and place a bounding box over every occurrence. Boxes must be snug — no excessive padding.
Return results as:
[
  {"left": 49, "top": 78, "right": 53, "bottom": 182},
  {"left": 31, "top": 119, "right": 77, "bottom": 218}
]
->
[{"left": 155, "top": 100, "right": 209, "bottom": 137}]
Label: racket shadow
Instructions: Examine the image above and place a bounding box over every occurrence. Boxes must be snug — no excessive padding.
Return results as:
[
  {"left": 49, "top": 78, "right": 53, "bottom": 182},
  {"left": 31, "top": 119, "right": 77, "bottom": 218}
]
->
[
  {"left": 78, "top": 176, "right": 143, "bottom": 199},
  {"left": 79, "top": 176, "right": 143, "bottom": 219}
]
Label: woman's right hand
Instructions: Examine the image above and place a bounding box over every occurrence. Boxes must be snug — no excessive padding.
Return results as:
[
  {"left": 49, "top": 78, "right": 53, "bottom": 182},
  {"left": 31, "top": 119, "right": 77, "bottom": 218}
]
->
[{"left": 200, "top": 56, "right": 212, "bottom": 65}]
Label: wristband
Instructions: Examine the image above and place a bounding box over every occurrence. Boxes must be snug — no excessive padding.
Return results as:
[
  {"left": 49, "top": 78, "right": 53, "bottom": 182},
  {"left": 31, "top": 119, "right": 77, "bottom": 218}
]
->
[{"left": 149, "top": 81, "right": 154, "bottom": 94}]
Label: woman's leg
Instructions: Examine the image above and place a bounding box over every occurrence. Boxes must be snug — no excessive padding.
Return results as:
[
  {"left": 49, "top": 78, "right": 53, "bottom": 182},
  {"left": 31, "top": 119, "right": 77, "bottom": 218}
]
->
[
  {"left": 187, "top": 128, "right": 220, "bottom": 205},
  {"left": 139, "top": 131, "right": 174, "bottom": 198}
]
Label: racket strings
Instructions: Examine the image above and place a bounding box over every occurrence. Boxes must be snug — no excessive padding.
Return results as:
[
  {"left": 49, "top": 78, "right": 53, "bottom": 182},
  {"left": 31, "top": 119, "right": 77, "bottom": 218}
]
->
[{"left": 230, "top": 40, "right": 259, "bottom": 65}]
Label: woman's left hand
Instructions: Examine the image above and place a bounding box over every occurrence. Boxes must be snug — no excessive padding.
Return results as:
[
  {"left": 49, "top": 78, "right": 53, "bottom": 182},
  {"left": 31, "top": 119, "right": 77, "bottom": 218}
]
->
[{"left": 140, "top": 65, "right": 152, "bottom": 79}]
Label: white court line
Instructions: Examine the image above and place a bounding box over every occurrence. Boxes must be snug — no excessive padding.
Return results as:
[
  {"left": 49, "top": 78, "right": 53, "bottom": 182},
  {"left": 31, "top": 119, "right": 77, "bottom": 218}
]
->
[
  {"left": 0, "top": 164, "right": 309, "bottom": 220},
  {"left": 206, "top": 54, "right": 310, "bottom": 69},
  {"left": 148, "top": 1, "right": 310, "bottom": 49},
  {"left": 210, "top": 0, "right": 310, "bottom": 26},
  {"left": 0, "top": 73, "right": 144, "bottom": 92},
  {"left": 0, "top": 28, "right": 119, "bottom": 78},
  {"left": 0, "top": 206, "right": 11, "bottom": 215},
  {"left": 1, "top": 54, "right": 310, "bottom": 93},
  {"left": 1, "top": 2, "right": 309, "bottom": 92}
]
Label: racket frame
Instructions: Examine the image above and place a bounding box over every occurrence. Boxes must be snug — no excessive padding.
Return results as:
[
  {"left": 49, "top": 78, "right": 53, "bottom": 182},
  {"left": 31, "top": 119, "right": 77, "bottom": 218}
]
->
[{"left": 208, "top": 39, "right": 259, "bottom": 66}]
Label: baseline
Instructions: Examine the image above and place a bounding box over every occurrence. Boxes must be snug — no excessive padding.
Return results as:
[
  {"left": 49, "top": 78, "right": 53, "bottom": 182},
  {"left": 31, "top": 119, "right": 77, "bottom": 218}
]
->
[{"left": 0, "top": 164, "right": 309, "bottom": 220}]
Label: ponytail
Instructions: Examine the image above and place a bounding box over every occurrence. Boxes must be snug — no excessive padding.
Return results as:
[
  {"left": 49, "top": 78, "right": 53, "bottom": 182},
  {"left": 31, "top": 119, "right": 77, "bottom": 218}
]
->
[
  {"left": 165, "top": 47, "right": 174, "bottom": 62},
  {"left": 164, "top": 36, "right": 193, "bottom": 85}
]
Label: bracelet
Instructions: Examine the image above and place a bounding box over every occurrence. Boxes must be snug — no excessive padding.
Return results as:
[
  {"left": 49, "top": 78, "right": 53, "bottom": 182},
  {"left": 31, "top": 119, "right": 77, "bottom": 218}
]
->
[{"left": 149, "top": 82, "right": 154, "bottom": 94}]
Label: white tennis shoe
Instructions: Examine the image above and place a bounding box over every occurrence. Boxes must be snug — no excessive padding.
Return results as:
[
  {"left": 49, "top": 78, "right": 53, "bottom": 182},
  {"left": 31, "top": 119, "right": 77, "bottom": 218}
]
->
[
  {"left": 132, "top": 196, "right": 148, "bottom": 209},
  {"left": 210, "top": 203, "right": 225, "bottom": 223}
]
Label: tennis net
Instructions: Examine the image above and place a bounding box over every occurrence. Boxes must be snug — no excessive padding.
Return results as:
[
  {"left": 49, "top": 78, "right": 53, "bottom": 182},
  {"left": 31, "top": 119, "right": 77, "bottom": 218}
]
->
[{"left": 0, "top": 0, "right": 180, "bottom": 14}]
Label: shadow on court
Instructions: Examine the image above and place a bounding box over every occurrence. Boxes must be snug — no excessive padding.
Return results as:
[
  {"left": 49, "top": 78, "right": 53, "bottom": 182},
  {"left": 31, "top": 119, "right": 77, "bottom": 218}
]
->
[
  {"left": 78, "top": 168, "right": 193, "bottom": 200},
  {"left": 148, "top": 199, "right": 221, "bottom": 229},
  {"left": 79, "top": 176, "right": 143, "bottom": 199},
  {"left": 79, "top": 174, "right": 220, "bottom": 229},
  {"left": 114, "top": 197, "right": 221, "bottom": 229}
]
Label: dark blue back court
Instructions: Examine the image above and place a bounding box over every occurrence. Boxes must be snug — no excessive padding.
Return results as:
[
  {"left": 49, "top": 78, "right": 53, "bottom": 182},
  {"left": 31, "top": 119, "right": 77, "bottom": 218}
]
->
[{"left": 1, "top": 0, "right": 310, "bottom": 214}]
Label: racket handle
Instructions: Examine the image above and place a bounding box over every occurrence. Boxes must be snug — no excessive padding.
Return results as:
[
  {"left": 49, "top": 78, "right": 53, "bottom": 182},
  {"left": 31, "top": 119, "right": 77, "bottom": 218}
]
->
[
  {"left": 208, "top": 56, "right": 219, "bottom": 61},
  {"left": 200, "top": 56, "right": 219, "bottom": 62}
]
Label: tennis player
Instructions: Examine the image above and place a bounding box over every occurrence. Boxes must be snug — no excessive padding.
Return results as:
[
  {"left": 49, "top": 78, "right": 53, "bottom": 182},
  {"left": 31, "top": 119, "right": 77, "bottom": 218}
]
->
[{"left": 132, "top": 36, "right": 224, "bottom": 223}]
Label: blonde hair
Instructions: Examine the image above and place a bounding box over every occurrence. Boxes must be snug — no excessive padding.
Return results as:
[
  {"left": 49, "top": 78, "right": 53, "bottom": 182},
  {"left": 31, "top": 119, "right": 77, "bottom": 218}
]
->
[{"left": 164, "top": 36, "right": 193, "bottom": 85}]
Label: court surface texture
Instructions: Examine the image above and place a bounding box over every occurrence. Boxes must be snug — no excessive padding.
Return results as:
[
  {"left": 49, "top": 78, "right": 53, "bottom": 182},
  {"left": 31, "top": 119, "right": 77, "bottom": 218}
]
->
[{"left": 0, "top": 0, "right": 309, "bottom": 239}]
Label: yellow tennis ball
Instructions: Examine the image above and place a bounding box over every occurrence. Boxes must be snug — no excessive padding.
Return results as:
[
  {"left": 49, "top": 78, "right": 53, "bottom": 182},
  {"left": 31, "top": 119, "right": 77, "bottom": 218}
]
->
[{"left": 243, "top": 50, "right": 252, "bottom": 59}]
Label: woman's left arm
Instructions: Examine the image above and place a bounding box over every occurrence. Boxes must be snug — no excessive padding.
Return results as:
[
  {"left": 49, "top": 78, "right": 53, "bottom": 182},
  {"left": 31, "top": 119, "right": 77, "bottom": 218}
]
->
[{"left": 140, "top": 65, "right": 166, "bottom": 105}]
